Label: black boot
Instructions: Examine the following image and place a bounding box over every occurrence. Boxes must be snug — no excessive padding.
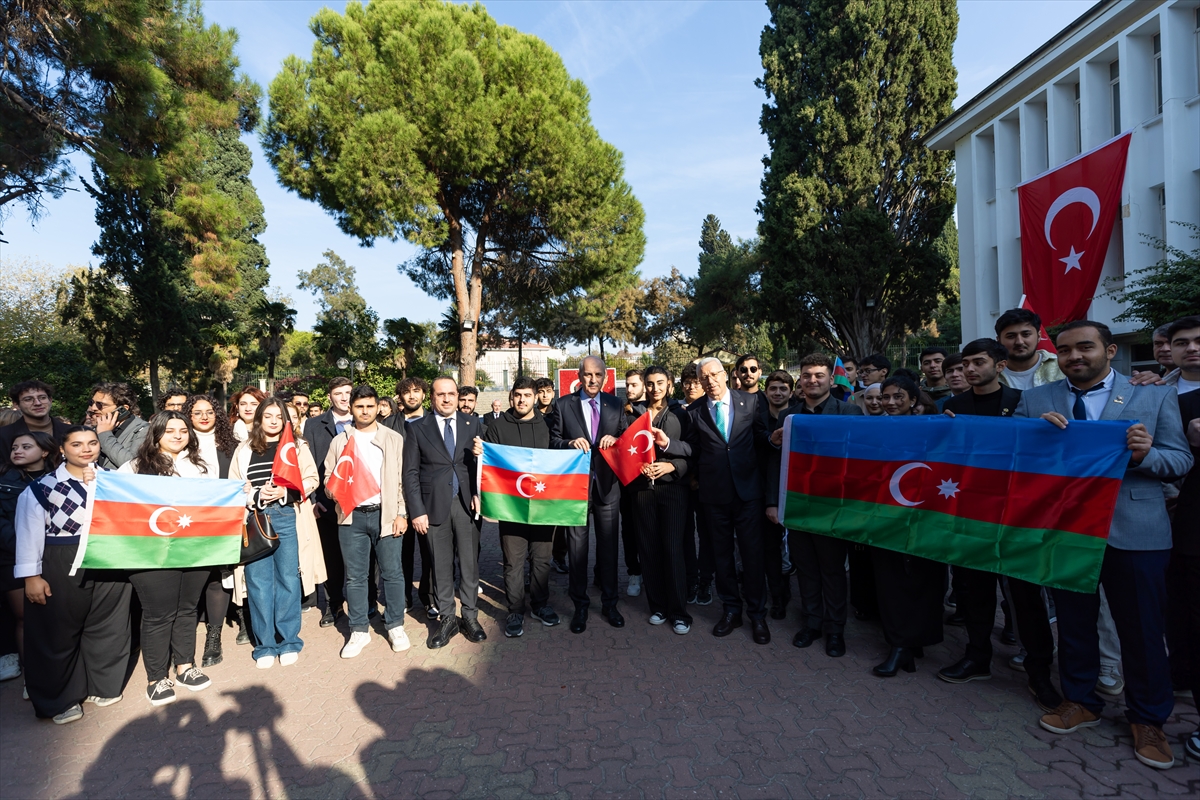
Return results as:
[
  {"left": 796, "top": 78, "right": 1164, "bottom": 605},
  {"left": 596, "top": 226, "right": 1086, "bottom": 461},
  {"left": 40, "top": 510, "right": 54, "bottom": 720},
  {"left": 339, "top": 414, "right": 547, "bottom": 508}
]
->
[
  {"left": 873, "top": 647, "right": 917, "bottom": 677},
  {"left": 235, "top": 605, "right": 251, "bottom": 646},
  {"left": 201, "top": 624, "right": 223, "bottom": 667}
]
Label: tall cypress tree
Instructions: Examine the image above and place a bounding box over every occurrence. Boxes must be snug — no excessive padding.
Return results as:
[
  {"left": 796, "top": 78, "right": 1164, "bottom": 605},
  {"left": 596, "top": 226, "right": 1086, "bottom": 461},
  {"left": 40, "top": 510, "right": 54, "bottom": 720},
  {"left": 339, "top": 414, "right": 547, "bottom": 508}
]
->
[{"left": 757, "top": 0, "right": 958, "bottom": 357}]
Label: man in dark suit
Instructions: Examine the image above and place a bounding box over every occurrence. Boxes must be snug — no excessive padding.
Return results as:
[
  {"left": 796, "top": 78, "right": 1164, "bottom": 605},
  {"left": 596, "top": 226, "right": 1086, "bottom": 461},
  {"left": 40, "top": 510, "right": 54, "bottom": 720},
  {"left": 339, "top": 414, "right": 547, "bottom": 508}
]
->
[
  {"left": 304, "top": 377, "right": 356, "bottom": 627},
  {"left": 550, "top": 356, "right": 627, "bottom": 633},
  {"left": 937, "top": 339, "right": 1060, "bottom": 712},
  {"left": 1170, "top": 385, "right": 1200, "bottom": 763},
  {"left": 655, "top": 357, "right": 771, "bottom": 644},
  {"left": 767, "top": 354, "right": 863, "bottom": 657},
  {"left": 403, "top": 377, "right": 484, "bottom": 649}
]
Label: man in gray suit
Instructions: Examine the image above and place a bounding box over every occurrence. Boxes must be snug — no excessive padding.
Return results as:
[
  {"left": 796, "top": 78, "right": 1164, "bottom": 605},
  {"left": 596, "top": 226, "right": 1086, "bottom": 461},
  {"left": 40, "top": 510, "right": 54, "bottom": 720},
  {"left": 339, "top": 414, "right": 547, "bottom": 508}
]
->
[{"left": 1015, "top": 320, "right": 1192, "bottom": 770}]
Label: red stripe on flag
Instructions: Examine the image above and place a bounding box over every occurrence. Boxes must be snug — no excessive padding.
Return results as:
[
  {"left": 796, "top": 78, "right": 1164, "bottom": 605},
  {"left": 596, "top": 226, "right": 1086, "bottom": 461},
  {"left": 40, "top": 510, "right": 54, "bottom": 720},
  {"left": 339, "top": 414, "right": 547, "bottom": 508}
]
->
[
  {"left": 90, "top": 502, "right": 245, "bottom": 538},
  {"left": 786, "top": 452, "right": 1118, "bottom": 539},
  {"left": 480, "top": 466, "right": 590, "bottom": 502}
]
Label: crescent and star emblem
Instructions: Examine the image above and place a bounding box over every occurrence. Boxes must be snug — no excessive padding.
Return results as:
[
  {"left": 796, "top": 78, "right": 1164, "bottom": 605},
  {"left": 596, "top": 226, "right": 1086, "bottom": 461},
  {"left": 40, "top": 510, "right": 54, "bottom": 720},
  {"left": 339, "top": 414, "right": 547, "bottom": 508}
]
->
[
  {"left": 515, "top": 474, "right": 547, "bottom": 499},
  {"left": 887, "top": 463, "right": 961, "bottom": 507},
  {"left": 332, "top": 455, "right": 354, "bottom": 483},
  {"left": 629, "top": 429, "right": 655, "bottom": 455},
  {"left": 1044, "top": 186, "right": 1100, "bottom": 274},
  {"left": 148, "top": 506, "right": 192, "bottom": 536},
  {"left": 279, "top": 441, "right": 298, "bottom": 467}
]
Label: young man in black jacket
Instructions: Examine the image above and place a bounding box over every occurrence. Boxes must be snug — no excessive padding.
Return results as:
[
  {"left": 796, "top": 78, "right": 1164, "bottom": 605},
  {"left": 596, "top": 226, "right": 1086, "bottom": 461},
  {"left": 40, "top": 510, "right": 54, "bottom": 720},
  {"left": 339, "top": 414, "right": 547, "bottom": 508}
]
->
[{"left": 478, "top": 377, "right": 562, "bottom": 638}]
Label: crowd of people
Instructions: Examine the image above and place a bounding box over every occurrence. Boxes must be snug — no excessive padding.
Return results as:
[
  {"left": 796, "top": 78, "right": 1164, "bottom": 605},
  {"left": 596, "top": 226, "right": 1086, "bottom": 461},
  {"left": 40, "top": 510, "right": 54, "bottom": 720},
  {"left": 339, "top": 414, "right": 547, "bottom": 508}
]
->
[{"left": 0, "top": 308, "right": 1197, "bottom": 770}]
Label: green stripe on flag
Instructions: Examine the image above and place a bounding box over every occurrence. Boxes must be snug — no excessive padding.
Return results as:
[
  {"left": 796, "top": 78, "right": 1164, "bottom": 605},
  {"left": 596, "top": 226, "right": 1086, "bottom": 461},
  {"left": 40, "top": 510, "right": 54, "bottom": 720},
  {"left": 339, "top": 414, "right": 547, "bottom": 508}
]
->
[
  {"left": 81, "top": 535, "right": 242, "bottom": 570},
  {"left": 783, "top": 492, "right": 1106, "bottom": 593},
  {"left": 480, "top": 492, "right": 588, "bottom": 527}
]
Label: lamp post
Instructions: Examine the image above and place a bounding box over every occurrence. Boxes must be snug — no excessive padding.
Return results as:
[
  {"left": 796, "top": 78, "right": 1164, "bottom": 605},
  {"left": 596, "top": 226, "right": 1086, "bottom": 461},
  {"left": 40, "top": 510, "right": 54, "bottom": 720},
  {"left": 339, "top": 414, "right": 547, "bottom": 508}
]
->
[{"left": 336, "top": 357, "right": 349, "bottom": 381}]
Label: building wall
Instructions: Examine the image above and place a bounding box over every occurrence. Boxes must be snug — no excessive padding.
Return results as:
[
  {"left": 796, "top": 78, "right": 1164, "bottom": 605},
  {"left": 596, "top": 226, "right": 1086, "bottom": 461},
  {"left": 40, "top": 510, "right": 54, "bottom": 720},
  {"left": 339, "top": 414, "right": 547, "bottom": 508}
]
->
[
  {"left": 950, "top": 0, "right": 1200, "bottom": 369},
  {"left": 473, "top": 346, "right": 567, "bottom": 389}
]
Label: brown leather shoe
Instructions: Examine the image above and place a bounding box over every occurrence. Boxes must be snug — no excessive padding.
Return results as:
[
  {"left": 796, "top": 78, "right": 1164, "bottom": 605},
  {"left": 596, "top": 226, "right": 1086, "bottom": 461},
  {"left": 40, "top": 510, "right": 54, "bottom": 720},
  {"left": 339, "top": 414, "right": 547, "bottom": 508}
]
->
[
  {"left": 1038, "top": 701, "right": 1101, "bottom": 734},
  {"left": 1131, "top": 723, "right": 1175, "bottom": 769}
]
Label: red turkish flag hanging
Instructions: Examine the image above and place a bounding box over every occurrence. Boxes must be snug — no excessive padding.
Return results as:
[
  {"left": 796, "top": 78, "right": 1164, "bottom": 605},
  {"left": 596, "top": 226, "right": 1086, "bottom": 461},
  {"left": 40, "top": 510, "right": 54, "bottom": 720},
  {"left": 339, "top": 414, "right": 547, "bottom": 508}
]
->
[
  {"left": 598, "top": 410, "right": 656, "bottom": 486},
  {"left": 1017, "top": 132, "right": 1131, "bottom": 326},
  {"left": 325, "top": 434, "right": 380, "bottom": 511},
  {"left": 271, "top": 422, "right": 307, "bottom": 502}
]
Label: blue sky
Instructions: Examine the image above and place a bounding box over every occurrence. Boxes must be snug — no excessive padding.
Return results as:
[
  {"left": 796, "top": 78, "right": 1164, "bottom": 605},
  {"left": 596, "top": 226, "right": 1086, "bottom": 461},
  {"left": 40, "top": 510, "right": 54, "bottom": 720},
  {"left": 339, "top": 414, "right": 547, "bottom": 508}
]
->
[{"left": 2, "top": 0, "right": 1096, "bottom": 331}]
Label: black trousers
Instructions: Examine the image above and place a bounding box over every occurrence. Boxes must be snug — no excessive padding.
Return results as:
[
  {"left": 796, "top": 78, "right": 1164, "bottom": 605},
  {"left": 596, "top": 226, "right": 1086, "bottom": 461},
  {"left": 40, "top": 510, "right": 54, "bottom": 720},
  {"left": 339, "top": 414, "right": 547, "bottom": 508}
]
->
[
  {"left": 202, "top": 570, "right": 231, "bottom": 625},
  {"left": 848, "top": 544, "right": 878, "bottom": 618},
  {"left": 1167, "top": 550, "right": 1200, "bottom": 701},
  {"left": 401, "top": 519, "right": 435, "bottom": 610},
  {"left": 552, "top": 526, "right": 567, "bottom": 564},
  {"left": 128, "top": 568, "right": 209, "bottom": 682},
  {"left": 427, "top": 500, "right": 481, "bottom": 621},
  {"left": 684, "top": 487, "right": 716, "bottom": 590},
  {"left": 763, "top": 521, "right": 790, "bottom": 607},
  {"left": 24, "top": 544, "right": 131, "bottom": 718},
  {"left": 789, "top": 530, "right": 848, "bottom": 634},
  {"left": 635, "top": 481, "right": 692, "bottom": 625},
  {"left": 620, "top": 486, "right": 642, "bottom": 577},
  {"left": 871, "top": 546, "right": 944, "bottom": 648},
  {"left": 568, "top": 493, "right": 620, "bottom": 611},
  {"left": 500, "top": 523, "right": 554, "bottom": 614},
  {"left": 703, "top": 496, "right": 767, "bottom": 619},
  {"left": 958, "top": 567, "right": 1055, "bottom": 680},
  {"left": 316, "top": 512, "right": 346, "bottom": 612}
]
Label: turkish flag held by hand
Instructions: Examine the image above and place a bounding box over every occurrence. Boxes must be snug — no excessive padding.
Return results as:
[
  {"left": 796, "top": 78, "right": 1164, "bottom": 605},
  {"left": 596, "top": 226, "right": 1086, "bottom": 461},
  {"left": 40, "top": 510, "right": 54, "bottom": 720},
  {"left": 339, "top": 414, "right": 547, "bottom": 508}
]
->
[
  {"left": 271, "top": 422, "right": 307, "bottom": 502},
  {"left": 325, "top": 434, "right": 380, "bottom": 511},
  {"left": 598, "top": 411, "right": 656, "bottom": 486},
  {"left": 1018, "top": 132, "right": 1131, "bottom": 325},
  {"left": 1019, "top": 294, "right": 1057, "bottom": 355}
]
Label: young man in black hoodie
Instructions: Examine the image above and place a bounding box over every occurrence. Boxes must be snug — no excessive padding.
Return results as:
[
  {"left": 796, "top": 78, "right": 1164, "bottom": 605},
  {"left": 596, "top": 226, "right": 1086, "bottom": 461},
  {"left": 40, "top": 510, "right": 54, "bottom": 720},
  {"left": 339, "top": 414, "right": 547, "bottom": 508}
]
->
[{"left": 477, "top": 377, "right": 563, "bottom": 638}]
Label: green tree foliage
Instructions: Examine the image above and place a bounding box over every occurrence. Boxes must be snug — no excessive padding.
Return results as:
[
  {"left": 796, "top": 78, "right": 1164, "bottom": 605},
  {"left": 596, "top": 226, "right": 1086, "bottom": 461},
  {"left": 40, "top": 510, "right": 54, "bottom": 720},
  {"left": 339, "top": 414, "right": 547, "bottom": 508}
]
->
[
  {"left": 0, "top": 340, "right": 130, "bottom": 421},
  {"left": 298, "top": 250, "right": 380, "bottom": 366},
  {"left": 1108, "top": 224, "right": 1200, "bottom": 331},
  {"left": 277, "top": 330, "right": 318, "bottom": 373},
  {"left": 382, "top": 317, "right": 440, "bottom": 382},
  {"left": 249, "top": 300, "right": 296, "bottom": 381},
  {"left": 756, "top": 0, "right": 957, "bottom": 357},
  {"left": 0, "top": 258, "right": 79, "bottom": 345},
  {"left": 262, "top": 0, "right": 645, "bottom": 385}
]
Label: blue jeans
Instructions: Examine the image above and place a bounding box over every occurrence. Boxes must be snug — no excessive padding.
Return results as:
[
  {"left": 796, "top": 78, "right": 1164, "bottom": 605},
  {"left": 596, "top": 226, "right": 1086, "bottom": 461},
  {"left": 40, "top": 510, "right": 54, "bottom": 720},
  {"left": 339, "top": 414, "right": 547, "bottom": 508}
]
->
[
  {"left": 244, "top": 506, "right": 303, "bottom": 660},
  {"left": 339, "top": 510, "right": 405, "bottom": 634}
]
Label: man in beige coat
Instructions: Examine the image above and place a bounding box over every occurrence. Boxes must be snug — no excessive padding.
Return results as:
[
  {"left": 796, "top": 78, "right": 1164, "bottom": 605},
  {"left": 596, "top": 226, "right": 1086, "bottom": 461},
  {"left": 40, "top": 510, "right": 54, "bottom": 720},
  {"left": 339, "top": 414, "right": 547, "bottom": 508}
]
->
[{"left": 324, "top": 385, "right": 409, "bottom": 658}]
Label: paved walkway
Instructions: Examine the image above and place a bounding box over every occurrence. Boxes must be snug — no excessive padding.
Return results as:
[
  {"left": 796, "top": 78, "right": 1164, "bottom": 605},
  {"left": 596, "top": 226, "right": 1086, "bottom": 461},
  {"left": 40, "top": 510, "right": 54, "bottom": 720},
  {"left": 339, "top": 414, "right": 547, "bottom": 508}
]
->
[{"left": 1, "top": 523, "right": 1197, "bottom": 798}]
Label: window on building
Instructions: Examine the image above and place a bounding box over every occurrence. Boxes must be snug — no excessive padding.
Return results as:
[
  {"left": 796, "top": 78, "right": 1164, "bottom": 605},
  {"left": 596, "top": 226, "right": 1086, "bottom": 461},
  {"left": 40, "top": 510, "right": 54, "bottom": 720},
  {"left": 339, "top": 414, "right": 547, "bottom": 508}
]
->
[
  {"left": 1073, "top": 83, "right": 1082, "bottom": 153},
  {"left": 1195, "top": 9, "right": 1200, "bottom": 97},
  {"left": 1110, "top": 59, "right": 1121, "bottom": 135},
  {"left": 1160, "top": 186, "right": 1168, "bottom": 252},
  {"left": 1153, "top": 34, "right": 1163, "bottom": 115}
]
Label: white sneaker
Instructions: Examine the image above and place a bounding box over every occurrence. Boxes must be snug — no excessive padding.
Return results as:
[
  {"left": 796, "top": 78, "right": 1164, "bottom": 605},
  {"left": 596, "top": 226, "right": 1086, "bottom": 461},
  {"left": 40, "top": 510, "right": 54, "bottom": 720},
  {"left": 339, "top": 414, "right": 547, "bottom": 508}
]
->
[
  {"left": 0, "top": 653, "right": 20, "bottom": 681},
  {"left": 627, "top": 574, "right": 643, "bottom": 597},
  {"left": 255, "top": 656, "right": 275, "bottom": 669},
  {"left": 673, "top": 621, "right": 691, "bottom": 635},
  {"left": 1097, "top": 664, "right": 1125, "bottom": 696},
  {"left": 341, "top": 630, "right": 372, "bottom": 659},
  {"left": 53, "top": 704, "right": 83, "bottom": 725},
  {"left": 649, "top": 612, "right": 667, "bottom": 625},
  {"left": 388, "top": 627, "right": 411, "bottom": 652},
  {"left": 279, "top": 652, "right": 299, "bottom": 666},
  {"left": 84, "top": 694, "right": 123, "bottom": 707}
]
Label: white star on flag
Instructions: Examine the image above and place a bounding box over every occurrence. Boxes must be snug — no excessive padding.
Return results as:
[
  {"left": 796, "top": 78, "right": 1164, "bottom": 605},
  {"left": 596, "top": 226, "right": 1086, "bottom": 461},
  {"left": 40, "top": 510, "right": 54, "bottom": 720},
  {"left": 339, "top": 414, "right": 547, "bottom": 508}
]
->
[
  {"left": 534, "top": 481, "right": 546, "bottom": 493},
  {"left": 936, "top": 479, "right": 960, "bottom": 499},
  {"left": 628, "top": 445, "right": 639, "bottom": 455},
  {"left": 176, "top": 514, "right": 193, "bottom": 529},
  {"left": 1059, "top": 246, "right": 1084, "bottom": 273}
]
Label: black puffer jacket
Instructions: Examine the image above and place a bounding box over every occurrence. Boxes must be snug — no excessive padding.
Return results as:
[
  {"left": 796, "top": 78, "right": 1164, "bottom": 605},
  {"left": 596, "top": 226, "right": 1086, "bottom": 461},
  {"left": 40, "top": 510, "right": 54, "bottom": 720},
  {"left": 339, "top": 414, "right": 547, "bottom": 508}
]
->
[{"left": 0, "top": 467, "right": 49, "bottom": 570}]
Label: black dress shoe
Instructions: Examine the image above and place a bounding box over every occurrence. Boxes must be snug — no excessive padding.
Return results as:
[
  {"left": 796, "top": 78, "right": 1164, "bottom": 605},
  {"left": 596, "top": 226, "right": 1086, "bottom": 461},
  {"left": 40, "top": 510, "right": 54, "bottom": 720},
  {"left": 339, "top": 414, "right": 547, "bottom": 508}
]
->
[
  {"left": 1027, "top": 675, "right": 1064, "bottom": 713},
  {"left": 460, "top": 616, "right": 487, "bottom": 643},
  {"left": 602, "top": 607, "right": 625, "bottom": 628},
  {"left": 751, "top": 618, "right": 770, "bottom": 645},
  {"left": 769, "top": 604, "right": 787, "bottom": 621},
  {"left": 945, "top": 610, "right": 967, "bottom": 626},
  {"left": 937, "top": 656, "right": 992, "bottom": 684},
  {"left": 319, "top": 608, "right": 337, "bottom": 628},
  {"left": 792, "top": 628, "right": 821, "bottom": 649},
  {"left": 825, "top": 632, "right": 846, "bottom": 658},
  {"left": 713, "top": 612, "right": 743, "bottom": 637},
  {"left": 570, "top": 608, "right": 588, "bottom": 634},
  {"left": 427, "top": 616, "right": 459, "bottom": 649},
  {"left": 873, "top": 647, "right": 917, "bottom": 677}
]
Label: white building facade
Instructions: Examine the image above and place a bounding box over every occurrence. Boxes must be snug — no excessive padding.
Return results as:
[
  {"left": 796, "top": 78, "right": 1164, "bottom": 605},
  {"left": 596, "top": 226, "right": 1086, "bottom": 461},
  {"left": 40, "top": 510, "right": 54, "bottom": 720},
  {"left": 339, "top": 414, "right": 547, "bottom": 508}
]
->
[
  {"left": 474, "top": 342, "right": 568, "bottom": 389},
  {"left": 928, "top": 0, "right": 1200, "bottom": 370}
]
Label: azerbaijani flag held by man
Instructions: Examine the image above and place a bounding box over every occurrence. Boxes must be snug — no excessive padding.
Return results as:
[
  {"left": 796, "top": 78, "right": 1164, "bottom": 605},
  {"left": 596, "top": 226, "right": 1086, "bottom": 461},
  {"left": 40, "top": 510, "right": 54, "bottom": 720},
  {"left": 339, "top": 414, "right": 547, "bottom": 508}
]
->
[
  {"left": 72, "top": 472, "right": 246, "bottom": 573},
  {"left": 780, "top": 415, "right": 1130, "bottom": 593},
  {"left": 478, "top": 443, "right": 590, "bottom": 526},
  {"left": 832, "top": 357, "right": 854, "bottom": 392}
]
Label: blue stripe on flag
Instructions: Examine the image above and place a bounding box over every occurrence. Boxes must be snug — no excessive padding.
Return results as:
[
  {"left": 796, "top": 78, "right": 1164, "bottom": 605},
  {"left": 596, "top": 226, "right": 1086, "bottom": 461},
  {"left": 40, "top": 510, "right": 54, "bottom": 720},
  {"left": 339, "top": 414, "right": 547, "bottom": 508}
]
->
[
  {"left": 95, "top": 472, "right": 247, "bottom": 508},
  {"left": 788, "top": 415, "right": 1129, "bottom": 480},
  {"left": 481, "top": 443, "right": 590, "bottom": 476}
]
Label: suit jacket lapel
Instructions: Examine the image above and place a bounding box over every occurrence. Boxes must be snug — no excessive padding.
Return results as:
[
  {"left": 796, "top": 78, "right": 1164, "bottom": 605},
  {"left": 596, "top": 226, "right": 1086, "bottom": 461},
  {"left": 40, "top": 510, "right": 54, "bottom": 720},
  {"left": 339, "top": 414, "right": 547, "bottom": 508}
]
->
[
  {"left": 699, "top": 399, "right": 718, "bottom": 438},
  {"left": 1051, "top": 380, "right": 1074, "bottom": 419},
  {"left": 1099, "top": 373, "right": 1131, "bottom": 421}
]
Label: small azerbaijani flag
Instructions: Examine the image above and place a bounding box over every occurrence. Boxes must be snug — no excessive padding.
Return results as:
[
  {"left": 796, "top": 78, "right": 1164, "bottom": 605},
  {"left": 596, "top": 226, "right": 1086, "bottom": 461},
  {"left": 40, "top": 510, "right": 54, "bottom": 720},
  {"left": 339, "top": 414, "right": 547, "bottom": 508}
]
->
[
  {"left": 832, "top": 357, "right": 854, "bottom": 392},
  {"left": 72, "top": 471, "right": 245, "bottom": 573},
  {"left": 478, "top": 443, "right": 590, "bottom": 526},
  {"left": 779, "top": 415, "right": 1129, "bottom": 593}
]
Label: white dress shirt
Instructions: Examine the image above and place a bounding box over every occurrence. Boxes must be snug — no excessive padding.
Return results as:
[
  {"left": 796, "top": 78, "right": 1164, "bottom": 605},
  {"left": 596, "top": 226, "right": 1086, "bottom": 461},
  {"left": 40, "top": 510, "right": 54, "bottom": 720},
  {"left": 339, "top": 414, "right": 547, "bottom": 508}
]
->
[
  {"left": 1073, "top": 368, "right": 1116, "bottom": 420},
  {"left": 707, "top": 390, "right": 733, "bottom": 436}
]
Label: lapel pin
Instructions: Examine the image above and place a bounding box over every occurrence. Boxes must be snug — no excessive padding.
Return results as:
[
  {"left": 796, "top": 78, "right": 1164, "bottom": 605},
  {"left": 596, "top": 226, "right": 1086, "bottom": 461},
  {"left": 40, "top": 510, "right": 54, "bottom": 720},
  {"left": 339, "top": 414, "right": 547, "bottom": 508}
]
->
[{"left": 1114, "top": 396, "right": 1124, "bottom": 405}]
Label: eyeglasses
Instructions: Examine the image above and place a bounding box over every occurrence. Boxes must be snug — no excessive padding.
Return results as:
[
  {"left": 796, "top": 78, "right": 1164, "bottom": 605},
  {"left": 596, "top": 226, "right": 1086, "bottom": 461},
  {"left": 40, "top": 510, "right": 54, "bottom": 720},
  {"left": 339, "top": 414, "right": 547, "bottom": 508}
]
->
[
  {"left": 87, "top": 399, "right": 112, "bottom": 409},
  {"left": 738, "top": 366, "right": 760, "bottom": 373},
  {"left": 191, "top": 409, "right": 215, "bottom": 418}
]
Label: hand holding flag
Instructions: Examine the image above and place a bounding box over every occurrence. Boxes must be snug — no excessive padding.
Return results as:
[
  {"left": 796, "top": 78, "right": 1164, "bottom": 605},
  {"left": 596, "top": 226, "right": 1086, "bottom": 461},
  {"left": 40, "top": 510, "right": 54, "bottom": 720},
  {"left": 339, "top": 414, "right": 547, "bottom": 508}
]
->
[
  {"left": 598, "top": 411, "right": 656, "bottom": 486},
  {"left": 271, "top": 422, "right": 307, "bottom": 501},
  {"left": 325, "top": 435, "right": 380, "bottom": 512}
]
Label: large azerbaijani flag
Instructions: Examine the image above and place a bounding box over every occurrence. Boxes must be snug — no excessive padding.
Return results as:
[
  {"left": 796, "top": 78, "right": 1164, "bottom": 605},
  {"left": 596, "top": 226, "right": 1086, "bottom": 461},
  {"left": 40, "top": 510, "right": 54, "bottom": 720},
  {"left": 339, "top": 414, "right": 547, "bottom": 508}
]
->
[
  {"left": 71, "top": 471, "right": 246, "bottom": 573},
  {"left": 478, "top": 443, "right": 590, "bottom": 526},
  {"left": 780, "top": 415, "right": 1130, "bottom": 593}
]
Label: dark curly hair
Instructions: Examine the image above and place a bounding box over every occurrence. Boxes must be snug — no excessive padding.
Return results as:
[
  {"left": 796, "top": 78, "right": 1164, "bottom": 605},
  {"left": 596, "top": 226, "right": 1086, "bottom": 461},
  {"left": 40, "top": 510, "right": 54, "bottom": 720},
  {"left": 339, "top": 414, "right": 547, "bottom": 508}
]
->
[
  {"left": 132, "top": 412, "right": 207, "bottom": 476},
  {"left": 183, "top": 394, "right": 238, "bottom": 457}
]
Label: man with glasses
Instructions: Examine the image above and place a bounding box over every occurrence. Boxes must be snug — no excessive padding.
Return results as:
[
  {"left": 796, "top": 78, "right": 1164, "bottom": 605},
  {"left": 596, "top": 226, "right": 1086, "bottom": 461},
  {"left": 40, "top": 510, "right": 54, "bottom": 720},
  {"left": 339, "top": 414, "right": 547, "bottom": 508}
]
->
[
  {"left": 0, "top": 381, "right": 72, "bottom": 469},
  {"left": 84, "top": 382, "right": 148, "bottom": 469},
  {"left": 734, "top": 354, "right": 762, "bottom": 394},
  {"left": 849, "top": 354, "right": 892, "bottom": 409},
  {"left": 291, "top": 393, "right": 310, "bottom": 433},
  {"left": 156, "top": 390, "right": 189, "bottom": 413}
]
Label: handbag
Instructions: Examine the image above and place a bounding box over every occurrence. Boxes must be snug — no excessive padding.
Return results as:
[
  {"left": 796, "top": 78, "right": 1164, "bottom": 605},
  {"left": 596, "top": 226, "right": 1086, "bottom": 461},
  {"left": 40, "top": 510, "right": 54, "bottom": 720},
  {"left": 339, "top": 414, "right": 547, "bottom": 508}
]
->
[{"left": 239, "top": 508, "right": 279, "bottom": 565}]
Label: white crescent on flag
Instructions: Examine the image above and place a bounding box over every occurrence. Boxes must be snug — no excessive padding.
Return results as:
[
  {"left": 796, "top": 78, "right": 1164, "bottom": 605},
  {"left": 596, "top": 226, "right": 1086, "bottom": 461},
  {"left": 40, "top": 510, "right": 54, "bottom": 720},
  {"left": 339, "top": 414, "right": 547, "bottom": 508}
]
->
[
  {"left": 888, "top": 462, "right": 931, "bottom": 508},
  {"left": 279, "top": 441, "right": 298, "bottom": 467},
  {"left": 515, "top": 473, "right": 536, "bottom": 498},
  {"left": 632, "top": 429, "right": 654, "bottom": 453},
  {"left": 148, "top": 506, "right": 180, "bottom": 536},
  {"left": 1044, "top": 186, "right": 1100, "bottom": 249},
  {"left": 332, "top": 455, "right": 354, "bottom": 480}
]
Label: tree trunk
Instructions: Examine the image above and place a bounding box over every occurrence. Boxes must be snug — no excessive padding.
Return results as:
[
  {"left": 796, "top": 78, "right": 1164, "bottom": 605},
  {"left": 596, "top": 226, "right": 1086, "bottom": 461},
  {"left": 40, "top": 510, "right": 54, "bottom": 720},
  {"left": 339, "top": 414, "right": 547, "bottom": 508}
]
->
[
  {"left": 516, "top": 324, "right": 525, "bottom": 380},
  {"left": 267, "top": 352, "right": 276, "bottom": 382},
  {"left": 149, "top": 351, "right": 160, "bottom": 401},
  {"left": 448, "top": 217, "right": 477, "bottom": 386},
  {"left": 598, "top": 337, "right": 606, "bottom": 360}
]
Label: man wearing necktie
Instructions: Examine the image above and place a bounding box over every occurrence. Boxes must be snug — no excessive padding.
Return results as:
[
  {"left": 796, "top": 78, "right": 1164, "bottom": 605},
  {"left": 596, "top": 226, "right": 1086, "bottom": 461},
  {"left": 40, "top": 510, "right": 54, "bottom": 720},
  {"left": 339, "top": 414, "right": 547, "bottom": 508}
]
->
[
  {"left": 403, "top": 377, "right": 484, "bottom": 649},
  {"left": 549, "top": 356, "right": 627, "bottom": 633},
  {"left": 1015, "top": 321, "right": 1192, "bottom": 770}
]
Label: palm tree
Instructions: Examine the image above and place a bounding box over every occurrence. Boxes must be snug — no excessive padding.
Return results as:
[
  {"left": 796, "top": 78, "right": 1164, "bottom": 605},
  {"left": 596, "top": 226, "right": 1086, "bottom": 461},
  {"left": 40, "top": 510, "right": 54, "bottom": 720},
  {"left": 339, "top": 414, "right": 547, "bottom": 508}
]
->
[{"left": 250, "top": 300, "right": 297, "bottom": 386}]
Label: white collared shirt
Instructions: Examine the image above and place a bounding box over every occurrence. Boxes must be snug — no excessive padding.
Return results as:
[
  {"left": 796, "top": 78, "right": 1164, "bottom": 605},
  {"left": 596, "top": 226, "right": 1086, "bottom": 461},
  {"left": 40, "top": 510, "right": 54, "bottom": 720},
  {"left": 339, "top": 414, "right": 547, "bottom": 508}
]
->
[
  {"left": 436, "top": 411, "right": 458, "bottom": 448},
  {"left": 579, "top": 391, "right": 601, "bottom": 441},
  {"left": 1072, "top": 369, "right": 1116, "bottom": 420},
  {"left": 707, "top": 390, "right": 733, "bottom": 435}
]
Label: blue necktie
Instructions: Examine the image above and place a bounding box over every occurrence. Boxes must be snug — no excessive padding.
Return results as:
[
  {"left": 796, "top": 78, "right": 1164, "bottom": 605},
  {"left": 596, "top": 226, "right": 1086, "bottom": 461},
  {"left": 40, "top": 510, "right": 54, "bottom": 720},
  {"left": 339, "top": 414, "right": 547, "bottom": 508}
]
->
[
  {"left": 1070, "top": 385, "right": 1100, "bottom": 421},
  {"left": 443, "top": 418, "right": 458, "bottom": 494}
]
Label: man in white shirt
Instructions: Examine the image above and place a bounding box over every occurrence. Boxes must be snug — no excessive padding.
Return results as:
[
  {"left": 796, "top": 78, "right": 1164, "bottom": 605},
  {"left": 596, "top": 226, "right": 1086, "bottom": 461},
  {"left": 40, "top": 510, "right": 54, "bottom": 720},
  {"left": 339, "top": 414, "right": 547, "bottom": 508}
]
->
[{"left": 995, "top": 308, "right": 1063, "bottom": 390}]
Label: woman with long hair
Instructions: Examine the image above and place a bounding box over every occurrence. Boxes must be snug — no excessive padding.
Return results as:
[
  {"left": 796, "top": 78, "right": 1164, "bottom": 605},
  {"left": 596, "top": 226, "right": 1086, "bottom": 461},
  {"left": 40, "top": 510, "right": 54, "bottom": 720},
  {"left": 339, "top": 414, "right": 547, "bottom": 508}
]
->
[
  {"left": 228, "top": 386, "right": 266, "bottom": 442},
  {"left": 869, "top": 375, "right": 945, "bottom": 677},
  {"left": 184, "top": 394, "right": 247, "bottom": 665},
  {"left": 119, "top": 412, "right": 217, "bottom": 705},
  {"left": 16, "top": 427, "right": 133, "bottom": 723},
  {"left": 229, "top": 398, "right": 323, "bottom": 669},
  {"left": 0, "top": 432, "right": 60, "bottom": 689},
  {"left": 625, "top": 366, "right": 693, "bottom": 635}
]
